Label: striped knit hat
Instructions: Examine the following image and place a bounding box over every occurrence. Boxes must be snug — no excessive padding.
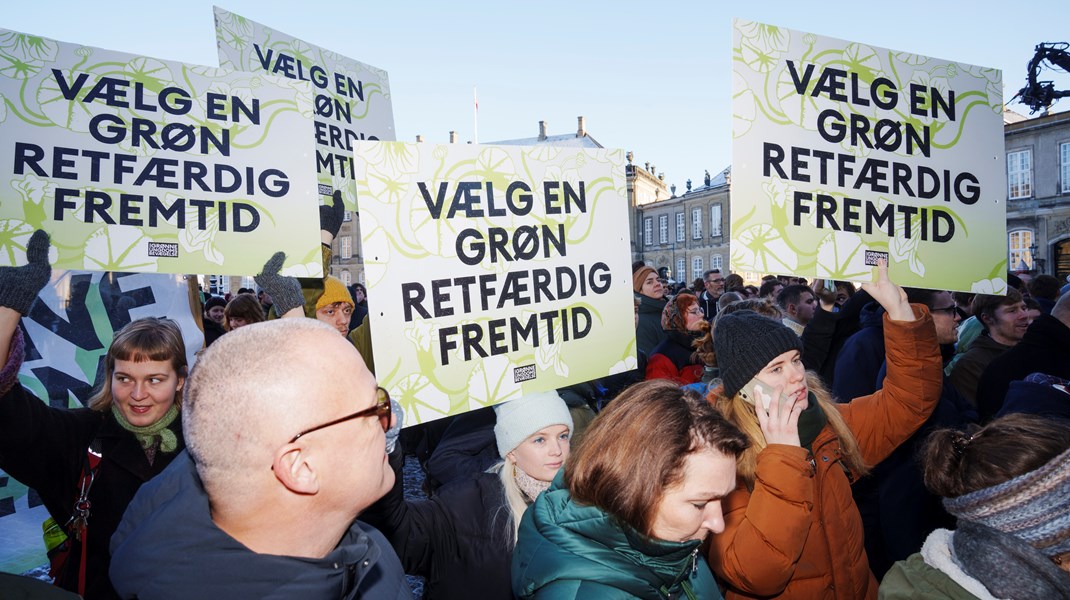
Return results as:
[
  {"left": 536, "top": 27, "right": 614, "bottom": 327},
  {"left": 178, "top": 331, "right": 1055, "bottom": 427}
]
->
[{"left": 943, "top": 447, "right": 1070, "bottom": 560}]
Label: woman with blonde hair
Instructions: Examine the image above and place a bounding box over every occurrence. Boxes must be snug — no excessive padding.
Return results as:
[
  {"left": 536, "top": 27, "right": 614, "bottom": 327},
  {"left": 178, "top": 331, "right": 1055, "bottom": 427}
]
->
[
  {"left": 0, "top": 232, "right": 190, "bottom": 599},
  {"left": 362, "top": 391, "right": 573, "bottom": 599},
  {"left": 705, "top": 261, "right": 944, "bottom": 600}
]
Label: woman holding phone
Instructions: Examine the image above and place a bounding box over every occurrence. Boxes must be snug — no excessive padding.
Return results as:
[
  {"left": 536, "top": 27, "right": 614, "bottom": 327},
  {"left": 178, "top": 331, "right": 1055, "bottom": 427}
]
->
[{"left": 705, "top": 261, "right": 944, "bottom": 600}]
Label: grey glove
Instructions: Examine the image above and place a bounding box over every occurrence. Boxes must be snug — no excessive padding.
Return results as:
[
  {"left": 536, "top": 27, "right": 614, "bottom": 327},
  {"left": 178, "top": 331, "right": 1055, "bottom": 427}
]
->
[
  {"left": 320, "top": 190, "right": 345, "bottom": 240},
  {"left": 254, "top": 252, "right": 304, "bottom": 317},
  {"left": 0, "top": 230, "right": 52, "bottom": 315}
]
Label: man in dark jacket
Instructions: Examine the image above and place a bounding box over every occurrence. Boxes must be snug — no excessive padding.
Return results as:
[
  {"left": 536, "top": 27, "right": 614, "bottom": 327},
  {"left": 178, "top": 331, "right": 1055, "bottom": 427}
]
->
[
  {"left": 697, "top": 269, "right": 724, "bottom": 321},
  {"left": 948, "top": 289, "right": 1029, "bottom": 406},
  {"left": 975, "top": 292, "right": 1070, "bottom": 420},
  {"left": 111, "top": 318, "right": 411, "bottom": 600}
]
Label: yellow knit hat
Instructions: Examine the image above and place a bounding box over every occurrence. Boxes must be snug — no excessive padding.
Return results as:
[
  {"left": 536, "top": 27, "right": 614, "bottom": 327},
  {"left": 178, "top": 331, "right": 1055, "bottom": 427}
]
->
[{"left": 316, "top": 276, "right": 354, "bottom": 311}]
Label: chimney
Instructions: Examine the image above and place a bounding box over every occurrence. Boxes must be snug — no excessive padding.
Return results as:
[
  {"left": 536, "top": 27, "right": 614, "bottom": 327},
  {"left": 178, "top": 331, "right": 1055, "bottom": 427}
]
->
[
  {"left": 449, "top": 131, "right": 457, "bottom": 143},
  {"left": 577, "top": 116, "right": 586, "bottom": 137},
  {"left": 538, "top": 120, "right": 548, "bottom": 141},
  {"left": 415, "top": 134, "right": 424, "bottom": 143}
]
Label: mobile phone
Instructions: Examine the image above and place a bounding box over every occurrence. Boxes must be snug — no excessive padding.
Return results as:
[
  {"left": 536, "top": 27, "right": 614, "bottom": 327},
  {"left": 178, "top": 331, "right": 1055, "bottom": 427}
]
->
[{"left": 738, "top": 377, "right": 777, "bottom": 410}]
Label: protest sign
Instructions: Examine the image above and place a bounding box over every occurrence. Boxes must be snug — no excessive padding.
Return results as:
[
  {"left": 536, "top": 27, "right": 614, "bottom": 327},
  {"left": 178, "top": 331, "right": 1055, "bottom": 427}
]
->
[
  {"left": 731, "top": 20, "right": 1007, "bottom": 293},
  {"left": 0, "top": 28, "right": 322, "bottom": 277},
  {"left": 215, "top": 7, "right": 396, "bottom": 212},
  {"left": 0, "top": 271, "right": 200, "bottom": 574},
  {"left": 355, "top": 142, "right": 634, "bottom": 425}
]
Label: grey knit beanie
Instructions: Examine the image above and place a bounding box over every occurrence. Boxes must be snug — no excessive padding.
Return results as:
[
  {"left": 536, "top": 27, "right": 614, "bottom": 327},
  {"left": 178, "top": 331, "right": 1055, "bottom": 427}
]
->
[{"left": 714, "top": 310, "right": 804, "bottom": 398}]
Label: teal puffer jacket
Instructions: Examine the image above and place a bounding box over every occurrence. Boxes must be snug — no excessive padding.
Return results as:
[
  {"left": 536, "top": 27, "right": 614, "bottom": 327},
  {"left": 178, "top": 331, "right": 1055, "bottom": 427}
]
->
[{"left": 512, "top": 473, "right": 722, "bottom": 600}]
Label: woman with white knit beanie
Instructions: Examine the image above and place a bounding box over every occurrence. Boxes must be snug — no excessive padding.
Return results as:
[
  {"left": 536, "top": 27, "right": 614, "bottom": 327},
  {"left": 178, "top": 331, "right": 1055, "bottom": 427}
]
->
[{"left": 361, "top": 390, "right": 573, "bottom": 600}]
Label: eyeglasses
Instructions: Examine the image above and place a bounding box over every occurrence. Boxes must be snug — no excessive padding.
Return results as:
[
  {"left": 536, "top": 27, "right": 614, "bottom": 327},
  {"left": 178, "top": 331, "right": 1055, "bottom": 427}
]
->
[
  {"left": 931, "top": 305, "right": 958, "bottom": 316},
  {"left": 287, "top": 387, "right": 392, "bottom": 444},
  {"left": 686, "top": 308, "right": 704, "bottom": 316},
  {"left": 706, "top": 278, "right": 724, "bottom": 284}
]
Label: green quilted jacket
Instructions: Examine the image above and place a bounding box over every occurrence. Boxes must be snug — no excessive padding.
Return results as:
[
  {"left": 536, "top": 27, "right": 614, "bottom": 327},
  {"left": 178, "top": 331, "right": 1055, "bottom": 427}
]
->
[{"left": 512, "top": 473, "right": 723, "bottom": 600}]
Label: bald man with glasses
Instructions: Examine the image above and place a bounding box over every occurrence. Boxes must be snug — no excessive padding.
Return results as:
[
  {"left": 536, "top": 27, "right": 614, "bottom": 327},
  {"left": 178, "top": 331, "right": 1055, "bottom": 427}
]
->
[{"left": 111, "top": 318, "right": 411, "bottom": 600}]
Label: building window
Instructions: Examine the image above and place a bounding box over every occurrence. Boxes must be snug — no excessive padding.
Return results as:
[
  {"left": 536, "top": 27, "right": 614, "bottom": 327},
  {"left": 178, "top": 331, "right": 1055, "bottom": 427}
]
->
[
  {"left": 644, "top": 217, "right": 653, "bottom": 246},
  {"left": 692, "top": 207, "right": 702, "bottom": 239},
  {"left": 1007, "top": 149, "right": 1032, "bottom": 199},
  {"left": 692, "top": 256, "right": 704, "bottom": 280},
  {"left": 242, "top": 276, "right": 255, "bottom": 291},
  {"left": 710, "top": 204, "right": 723, "bottom": 237},
  {"left": 1009, "top": 229, "right": 1033, "bottom": 270},
  {"left": 711, "top": 254, "right": 723, "bottom": 270},
  {"left": 675, "top": 213, "right": 685, "bottom": 242},
  {"left": 676, "top": 258, "right": 686, "bottom": 283},
  {"left": 340, "top": 236, "right": 353, "bottom": 259},
  {"left": 343, "top": 210, "right": 353, "bottom": 222},
  {"left": 341, "top": 270, "right": 352, "bottom": 286},
  {"left": 659, "top": 215, "right": 668, "bottom": 244},
  {"left": 1062, "top": 142, "right": 1070, "bottom": 194}
]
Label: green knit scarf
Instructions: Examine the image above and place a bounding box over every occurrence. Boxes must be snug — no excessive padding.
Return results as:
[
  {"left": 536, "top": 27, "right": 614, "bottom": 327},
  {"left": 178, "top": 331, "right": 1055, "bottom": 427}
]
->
[
  {"left": 796, "top": 392, "right": 828, "bottom": 451},
  {"left": 111, "top": 403, "right": 179, "bottom": 453}
]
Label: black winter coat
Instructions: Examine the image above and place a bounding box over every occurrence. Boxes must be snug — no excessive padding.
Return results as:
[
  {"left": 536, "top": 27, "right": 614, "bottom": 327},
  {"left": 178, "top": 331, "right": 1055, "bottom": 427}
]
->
[
  {"left": 0, "top": 382, "right": 183, "bottom": 600},
  {"left": 0, "top": 327, "right": 182, "bottom": 598},
  {"left": 362, "top": 451, "right": 516, "bottom": 600}
]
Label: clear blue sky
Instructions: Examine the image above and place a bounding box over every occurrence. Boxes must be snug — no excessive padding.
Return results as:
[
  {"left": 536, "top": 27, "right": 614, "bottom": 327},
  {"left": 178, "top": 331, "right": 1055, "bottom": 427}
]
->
[{"left": 6, "top": 1, "right": 1070, "bottom": 193}]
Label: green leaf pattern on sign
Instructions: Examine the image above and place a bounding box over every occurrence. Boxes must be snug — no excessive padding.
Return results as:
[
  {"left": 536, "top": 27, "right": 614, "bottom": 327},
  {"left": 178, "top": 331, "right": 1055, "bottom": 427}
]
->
[
  {"left": 732, "top": 20, "right": 1005, "bottom": 290},
  {"left": 83, "top": 225, "right": 158, "bottom": 271}
]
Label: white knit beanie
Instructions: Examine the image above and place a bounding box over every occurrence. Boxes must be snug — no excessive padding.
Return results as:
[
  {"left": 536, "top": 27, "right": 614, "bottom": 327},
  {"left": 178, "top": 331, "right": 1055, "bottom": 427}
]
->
[{"left": 493, "top": 391, "right": 574, "bottom": 458}]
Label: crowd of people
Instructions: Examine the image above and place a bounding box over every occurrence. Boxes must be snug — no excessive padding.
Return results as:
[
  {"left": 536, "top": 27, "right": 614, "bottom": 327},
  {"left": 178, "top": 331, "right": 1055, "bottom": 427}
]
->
[{"left": 1, "top": 209, "right": 1068, "bottom": 599}]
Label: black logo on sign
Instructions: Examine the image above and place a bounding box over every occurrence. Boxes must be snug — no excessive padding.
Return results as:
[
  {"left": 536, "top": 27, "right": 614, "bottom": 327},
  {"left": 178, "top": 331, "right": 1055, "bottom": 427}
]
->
[
  {"left": 147, "top": 242, "right": 179, "bottom": 258},
  {"left": 864, "top": 250, "right": 889, "bottom": 266},
  {"left": 513, "top": 364, "right": 536, "bottom": 383}
]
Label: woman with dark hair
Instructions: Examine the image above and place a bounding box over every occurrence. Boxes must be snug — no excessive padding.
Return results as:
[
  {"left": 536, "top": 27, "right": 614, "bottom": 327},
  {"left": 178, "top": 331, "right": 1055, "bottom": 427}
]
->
[
  {"left": 879, "top": 414, "right": 1070, "bottom": 599},
  {"left": 512, "top": 380, "right": 750, "bottom": 599},
  {"left": 645, "top": 292, "right": 706, "bottom": 385},
  {"left": 223, "top": 292, "right": 266, "bottom": 331},
  {"left": 201, "top": 295, "right": 227, "bottom": 347},
  {"left": 0, "top": 232, "right": 189, "bottom": 599},
  {"left": 705, "top": 260, "right": 943, "bottom": 600}
]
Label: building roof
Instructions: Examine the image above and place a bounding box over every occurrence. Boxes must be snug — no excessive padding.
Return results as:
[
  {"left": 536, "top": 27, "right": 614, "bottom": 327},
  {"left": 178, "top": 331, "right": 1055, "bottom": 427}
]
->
[
  {"left": 674, "top": 165, "right": 731, "bottom": 197},
  {"left": 491, "top": 132, "right": 604, "bottom": 148}
]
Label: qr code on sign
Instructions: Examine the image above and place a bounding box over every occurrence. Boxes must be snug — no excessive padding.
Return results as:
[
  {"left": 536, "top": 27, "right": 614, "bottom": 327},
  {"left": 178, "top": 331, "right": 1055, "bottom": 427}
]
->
[
  {"left": 318, "top": 184, "right": 334, "bottom": 196},
  {"left": 513, "top": 364, "right": 536, "bottom": 383},
  {"left": 147, "top": 242, "right": 179, "bottom": 258},
  {"left": 864, "top": 250, "right": 889, "bottom": 266}
]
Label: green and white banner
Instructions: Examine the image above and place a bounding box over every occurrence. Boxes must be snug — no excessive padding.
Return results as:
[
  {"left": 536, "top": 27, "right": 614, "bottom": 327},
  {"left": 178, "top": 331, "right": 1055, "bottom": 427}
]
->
[
  {"left": 731, "top": 20, "right": 1007, "bottom": 294},
  {"left": 215, "top": 7, "right": 396, "bottom": 212},
  {"left": 355, "top": 142, "right": 634, "bottom": 425},
  {"left": 0, "top": 28, "right": 323, "bottom": 277}
]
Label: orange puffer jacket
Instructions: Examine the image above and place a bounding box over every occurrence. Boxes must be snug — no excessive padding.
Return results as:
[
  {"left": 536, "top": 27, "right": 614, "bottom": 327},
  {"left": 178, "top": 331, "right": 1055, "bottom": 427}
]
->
[{"left": 709, "top": 306, "right": 943, "bottom": 600}]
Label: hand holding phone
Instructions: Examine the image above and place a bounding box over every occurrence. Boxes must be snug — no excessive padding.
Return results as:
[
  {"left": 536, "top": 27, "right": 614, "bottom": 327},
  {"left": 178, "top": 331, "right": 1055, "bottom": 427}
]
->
[
  {"left": 738, "top": 376, "right": 776, "bottom": 410},
  {"left": 745, "top": 378, "right": 803, "bottom": 447}
]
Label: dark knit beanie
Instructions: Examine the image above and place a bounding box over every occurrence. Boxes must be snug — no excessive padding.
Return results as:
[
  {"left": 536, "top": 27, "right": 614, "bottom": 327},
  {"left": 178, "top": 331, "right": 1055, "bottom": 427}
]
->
[
  {"left": 204, "top": 296, "right": 226, "bottom": 312},
  {"left": 714, "top": 310, "right": 804, "bottom": 398}
]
